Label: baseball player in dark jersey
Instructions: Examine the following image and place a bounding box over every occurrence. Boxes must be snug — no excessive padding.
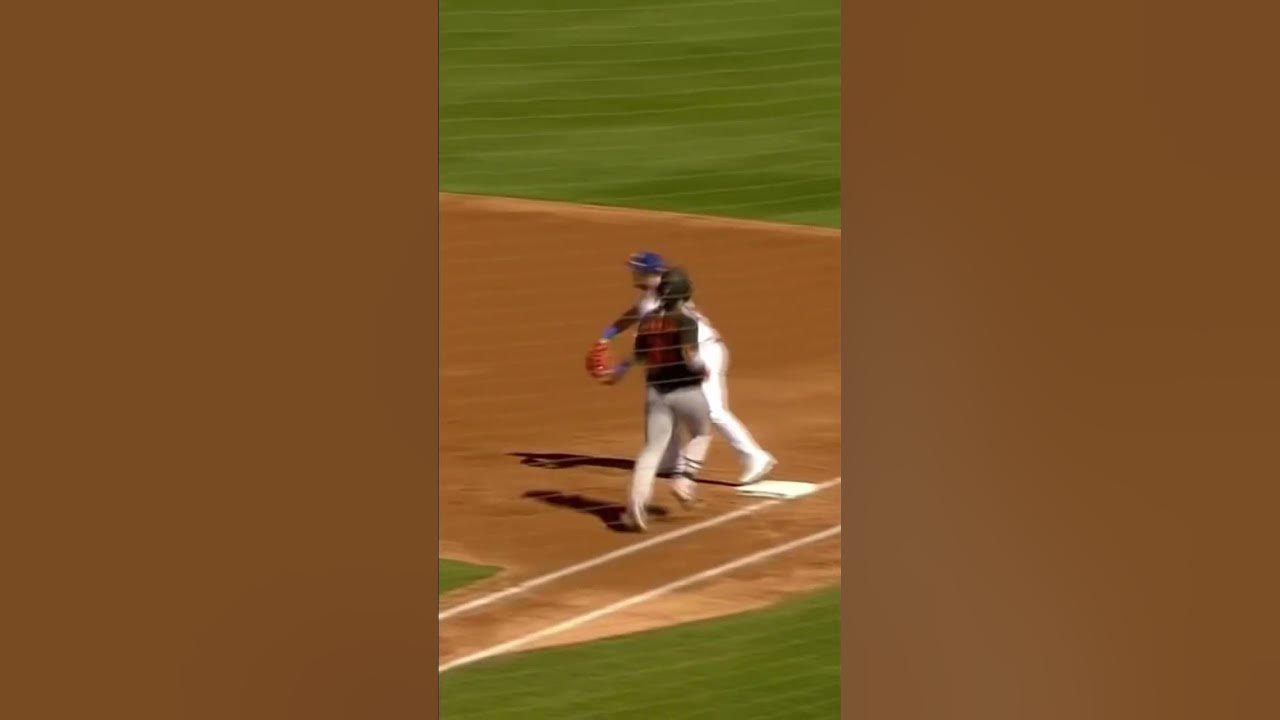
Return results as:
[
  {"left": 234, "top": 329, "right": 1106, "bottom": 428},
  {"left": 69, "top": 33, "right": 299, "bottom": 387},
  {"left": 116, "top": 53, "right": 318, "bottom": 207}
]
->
[
  {"left": 601, "top": 267, "right": 711, "bottom": 531},
  {"left": 594, "top": 251, "right": 776, "bottom": 485}
]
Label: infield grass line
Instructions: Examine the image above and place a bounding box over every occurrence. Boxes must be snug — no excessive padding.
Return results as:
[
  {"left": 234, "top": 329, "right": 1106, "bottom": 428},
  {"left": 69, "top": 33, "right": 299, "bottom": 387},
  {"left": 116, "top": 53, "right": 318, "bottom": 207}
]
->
[
  {"left": 444, "top": 8, "right": 835, "bottom": 34},
  {"left": 438, "top": 476, "right": 840, "bottom": 621},
  {"left": 439, "top": 523, "right": 842, "bottom": 673},
  {"left": 438, "top": 192, "right": 842, "bottom": 238},
  {"left": 443, "top": 0, "right": 813, "bottom": 16}
]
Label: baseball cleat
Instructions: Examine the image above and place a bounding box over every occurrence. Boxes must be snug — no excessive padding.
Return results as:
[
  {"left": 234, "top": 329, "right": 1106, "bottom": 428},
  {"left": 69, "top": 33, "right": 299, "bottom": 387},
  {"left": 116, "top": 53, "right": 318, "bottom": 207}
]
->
[
  {"left": 737, "top": 453, "right": 777, "bottom": 486},
  {"left": 620, "top": 510, "right": 648, "bottom": 532},
  {"left": 675, "top": 495, "right": 702, "bottom": 511},
  {"left": 671, "top": 477, "right": 701, "bottom": 509}
]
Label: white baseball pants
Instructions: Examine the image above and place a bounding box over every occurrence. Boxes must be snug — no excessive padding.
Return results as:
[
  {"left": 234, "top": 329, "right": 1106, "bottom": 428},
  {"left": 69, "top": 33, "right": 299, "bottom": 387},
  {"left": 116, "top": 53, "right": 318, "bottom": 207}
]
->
[{"left": 659, "top": 339, "right": 767, "bottom": 473}]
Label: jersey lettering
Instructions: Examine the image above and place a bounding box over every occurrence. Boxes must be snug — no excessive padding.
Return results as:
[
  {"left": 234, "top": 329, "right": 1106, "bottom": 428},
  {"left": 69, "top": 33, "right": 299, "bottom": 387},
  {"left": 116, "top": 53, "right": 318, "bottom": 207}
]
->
[{"left": 638, "top": 316, "right": 679, "bottom": 367}]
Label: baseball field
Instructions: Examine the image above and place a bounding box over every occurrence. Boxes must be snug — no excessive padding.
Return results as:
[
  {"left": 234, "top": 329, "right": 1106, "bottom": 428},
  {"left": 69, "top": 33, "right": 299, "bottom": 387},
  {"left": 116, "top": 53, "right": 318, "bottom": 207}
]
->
[{"left": 439, "top": 1, "right": 841, "bottom": 717}]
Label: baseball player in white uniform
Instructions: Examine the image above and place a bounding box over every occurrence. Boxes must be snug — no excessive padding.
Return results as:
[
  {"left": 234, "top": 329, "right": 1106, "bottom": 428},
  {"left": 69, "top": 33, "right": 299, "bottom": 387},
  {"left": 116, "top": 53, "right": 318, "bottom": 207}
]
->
[{"left": 596, "top": 251, "right": 777, "bottom": 486}]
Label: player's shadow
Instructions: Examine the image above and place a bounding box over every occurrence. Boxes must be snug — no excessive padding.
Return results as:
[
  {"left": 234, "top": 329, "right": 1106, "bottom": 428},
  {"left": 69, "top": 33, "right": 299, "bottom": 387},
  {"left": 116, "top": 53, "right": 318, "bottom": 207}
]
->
[
  {"left": 510, "top": 452, "right": 632, "bottom": 472},
  {"left": 521, "top": 490, "right": 667, "bottom": 532},
  {"left": 508, "top": 452, "right": 737, "bottom": 487}
]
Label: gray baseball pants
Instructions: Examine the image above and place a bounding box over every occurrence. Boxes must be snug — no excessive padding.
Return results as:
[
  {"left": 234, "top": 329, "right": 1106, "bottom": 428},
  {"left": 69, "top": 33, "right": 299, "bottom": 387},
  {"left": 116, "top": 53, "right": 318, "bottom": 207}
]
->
[{"left": 629, "top": 384, "right": 712, "bottom": 525}]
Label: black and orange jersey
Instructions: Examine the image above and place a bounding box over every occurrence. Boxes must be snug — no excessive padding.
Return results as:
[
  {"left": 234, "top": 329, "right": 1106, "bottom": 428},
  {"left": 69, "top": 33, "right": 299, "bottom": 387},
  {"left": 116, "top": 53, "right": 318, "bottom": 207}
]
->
[{"left": 634, "top": 308, "right": 702, "bottom": 393}]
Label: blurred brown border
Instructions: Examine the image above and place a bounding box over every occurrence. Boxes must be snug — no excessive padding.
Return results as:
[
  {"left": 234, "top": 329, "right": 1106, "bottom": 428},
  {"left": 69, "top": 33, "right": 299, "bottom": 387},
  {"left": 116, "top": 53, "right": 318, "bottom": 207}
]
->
[
  {"left": 843, "top": 0, "right": 1280, "bottom": 718},
  {"left": 5, "top": 1, "right": 439, "bottom": 718},
  {"left": 8, "top": 0, "right": 1280, "bottom": 718}
]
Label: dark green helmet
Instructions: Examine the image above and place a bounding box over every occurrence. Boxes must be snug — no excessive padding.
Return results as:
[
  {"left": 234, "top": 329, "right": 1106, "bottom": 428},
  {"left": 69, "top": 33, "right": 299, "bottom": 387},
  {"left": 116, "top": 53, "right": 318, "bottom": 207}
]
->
[{"left": 657, "top": 267, "right": 694, "bottom": 307}]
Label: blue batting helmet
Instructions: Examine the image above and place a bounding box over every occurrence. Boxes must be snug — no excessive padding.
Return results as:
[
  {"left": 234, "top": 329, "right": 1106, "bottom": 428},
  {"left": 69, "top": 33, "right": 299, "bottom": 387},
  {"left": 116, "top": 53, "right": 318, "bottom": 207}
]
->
[{"left": 626, "top": 251, "right": 667, "bottom": 273}]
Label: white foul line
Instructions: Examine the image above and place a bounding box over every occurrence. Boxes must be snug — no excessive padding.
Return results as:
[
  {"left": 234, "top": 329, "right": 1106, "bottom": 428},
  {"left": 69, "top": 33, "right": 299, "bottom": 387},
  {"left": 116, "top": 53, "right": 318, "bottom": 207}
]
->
[
  {"left": 439, "top": 476, "right": 841, "bottom": 621},
  {"left": 439, "top": 523, "right": 842, "bottom": 674}
]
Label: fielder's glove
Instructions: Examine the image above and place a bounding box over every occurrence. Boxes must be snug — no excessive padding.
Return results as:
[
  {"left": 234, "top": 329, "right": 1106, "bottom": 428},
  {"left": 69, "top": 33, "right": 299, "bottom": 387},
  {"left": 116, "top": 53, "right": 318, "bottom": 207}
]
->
[{"left": 586, "top": 340, "right": 615, "bottom": 380}]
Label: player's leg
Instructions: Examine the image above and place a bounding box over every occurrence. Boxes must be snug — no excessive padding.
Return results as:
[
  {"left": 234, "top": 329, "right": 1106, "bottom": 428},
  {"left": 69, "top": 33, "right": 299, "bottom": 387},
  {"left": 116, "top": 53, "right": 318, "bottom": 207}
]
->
[
  {"left": 627, "top": 388, "right": 675, "bottom": 531},
  {"left": 657, "top": 425, "right": 684, "bottom": 477},
  {"left": 700, "top": 341, "right": 775, "bottom": 483},
  {"left": 651, "top": 387, "right": 683, "bottom": 476},
  {"left": 701, "top": 340, "right": 759, "bottom": 457},
  {"left": 668, "top": 386, "right": 712, "bottom": 505}
]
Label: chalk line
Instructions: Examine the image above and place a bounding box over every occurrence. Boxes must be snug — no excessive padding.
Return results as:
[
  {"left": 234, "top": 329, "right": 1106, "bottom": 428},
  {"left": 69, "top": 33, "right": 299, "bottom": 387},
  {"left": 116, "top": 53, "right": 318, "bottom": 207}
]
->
[
  {"left": 439, "top": 523, "right": 842, "bottom": 673},
  {"left": 439, "top": 476, "right": 840, "bottom": 621}
]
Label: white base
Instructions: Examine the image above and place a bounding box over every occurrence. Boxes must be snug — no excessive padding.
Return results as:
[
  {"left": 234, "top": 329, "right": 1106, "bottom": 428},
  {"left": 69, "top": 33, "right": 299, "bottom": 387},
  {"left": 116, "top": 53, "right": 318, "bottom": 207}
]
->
[{"left": 736, "top": 480, "right": 819, "bottom": 500}]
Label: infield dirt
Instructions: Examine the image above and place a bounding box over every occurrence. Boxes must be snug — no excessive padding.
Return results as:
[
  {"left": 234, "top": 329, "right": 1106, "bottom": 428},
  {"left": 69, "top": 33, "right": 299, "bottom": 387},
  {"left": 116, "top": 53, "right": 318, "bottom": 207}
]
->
[{"left": 439, "top": 193, "right": 841, "bottom": 664}]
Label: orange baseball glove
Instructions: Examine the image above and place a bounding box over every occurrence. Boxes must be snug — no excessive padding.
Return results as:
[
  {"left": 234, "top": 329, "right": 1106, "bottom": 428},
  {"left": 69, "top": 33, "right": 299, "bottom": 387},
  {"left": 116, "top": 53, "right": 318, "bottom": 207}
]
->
[{"left": 585, "top": 340, "right": 615, "bottom": 380}]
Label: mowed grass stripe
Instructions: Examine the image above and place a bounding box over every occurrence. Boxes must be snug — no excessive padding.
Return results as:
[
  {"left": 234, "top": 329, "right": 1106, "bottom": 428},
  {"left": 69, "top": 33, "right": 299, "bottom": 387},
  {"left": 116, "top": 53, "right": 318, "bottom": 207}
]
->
[
  {"left": 445, "top": 110, "right": 837, "bottom": 143},
  {"left": 447, "top": 157, "right": 832, "bottom": 187},
  {"left": 448, "top": 43, "right": 838, "bottom": 70},
  {"left": 444, "top": 76, "right": 836, "bottom": 108},
  {"left": 444, "top": 27, "right": 833, "bottom": 53},
  {"left": 443, "top": 128, "right": 835, "bottom": 160},
  {"left": 441, "top": 0, "right": 839, "bottom": 227},
  {"left": 445, "top": 91, "right": 838, "bottom": 124},
  {"left": 440, "top": 587, "right": 840, "bottom": 720},
  {"left": 441, "top": 59, "right": 837, "bottom": 89}
]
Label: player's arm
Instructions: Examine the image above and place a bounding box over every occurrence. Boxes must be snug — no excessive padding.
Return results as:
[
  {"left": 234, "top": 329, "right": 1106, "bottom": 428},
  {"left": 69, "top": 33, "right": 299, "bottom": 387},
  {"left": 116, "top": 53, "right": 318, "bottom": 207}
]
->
[
  {"left": 603, "top": 356, "right": 634, "bottom": 385},
  {"left": 589, "top": 303, "right": 641, "bottom": 384},
  {"left": 603, "top": 345, "right": 641, "bottom": 385},
  {"left": 599, "top": 302, "right": 642, "bottom": 342},
  {"left": 603, "top": 318, "right": 649, "bottom": 385}
]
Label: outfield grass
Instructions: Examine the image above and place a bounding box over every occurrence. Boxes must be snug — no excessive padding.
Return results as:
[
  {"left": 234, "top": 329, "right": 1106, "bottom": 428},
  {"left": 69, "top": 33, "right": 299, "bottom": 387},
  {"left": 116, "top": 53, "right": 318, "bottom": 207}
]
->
[
  {"left": 441, "top": 0, "right": 840, "bottom": 228},
  {"left": 441, "top": 587, "right": 840, "bottom": 719},
  {"left": 440, "top": 558, "right": 501, "bottom": 595}
]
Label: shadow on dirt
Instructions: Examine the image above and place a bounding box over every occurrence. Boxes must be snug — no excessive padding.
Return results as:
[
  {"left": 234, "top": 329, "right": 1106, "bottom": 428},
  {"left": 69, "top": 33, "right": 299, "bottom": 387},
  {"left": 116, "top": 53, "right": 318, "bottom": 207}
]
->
[
  {"left": 521, "top": 489, "right": 667, "bottom": 532},
  {"left": 508, "top": 452, "right": 737, "bottom": 487},
  {"left": 509, "top": 452, "right": 632, "bottom": 471}
]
